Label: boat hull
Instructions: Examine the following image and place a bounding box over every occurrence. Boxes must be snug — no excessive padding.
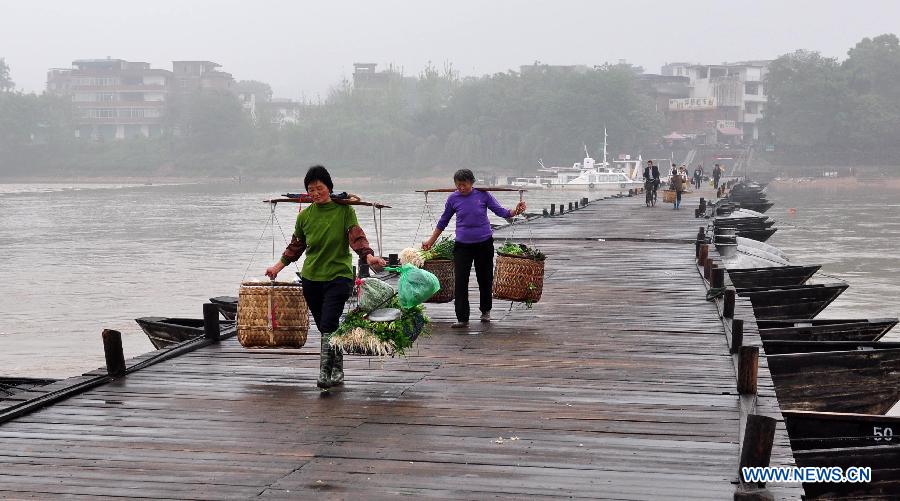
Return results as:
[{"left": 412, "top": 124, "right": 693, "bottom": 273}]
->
[
  {"left": 136, "top": 317, "right": 235, "bottom": 349},
  {"left": 794, "top": 445, "right": 900, "bottom": 498},
  {"left": 767, "top": 348, "right": 900, "bottom": 414},
  {"left": 209, "top": 296, "right": 238, "bottom": 320},
  {"left": 548, "top": 182, "right": 643, "bottom": 192},
  {"left": 738, "top": 283, "right": 848, "bottom": 319},
  {"left": 735, "top": 236, "right": 790, "bottom": 261},
  {"left": 735, "top": 228, "right": 776, "bottom": 242},
  {"left": 726, "top": 264, "right": 820, "bottom": 288},
  {"left": 784, "top": 410, "right": 900, "bottom": 450},
  {"left": 758, "top": 318, "right": 898, "bottom": 342},
  {"left": 736, "top": 201, "right": 774, "bottom": 213},
  {"left": 762, "top": 340, "right": 900, "bottom": 355}
]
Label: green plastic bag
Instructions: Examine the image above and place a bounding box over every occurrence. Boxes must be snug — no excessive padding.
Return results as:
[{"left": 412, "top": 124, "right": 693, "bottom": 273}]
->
[
  {"left": 357, "top": 277, "right": 396, "bottom": 313},
  {"left": 386, "top": 263, "right": 440, "bottom": 309}
]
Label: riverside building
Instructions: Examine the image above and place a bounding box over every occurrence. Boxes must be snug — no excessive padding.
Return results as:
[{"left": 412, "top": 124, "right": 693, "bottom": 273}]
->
[{"left": 47, "top": 58, "right": 235, "bottom": 140}]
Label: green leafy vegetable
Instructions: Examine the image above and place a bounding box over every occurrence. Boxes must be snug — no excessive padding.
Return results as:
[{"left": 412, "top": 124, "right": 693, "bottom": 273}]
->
[
  {"left": 420, "top": 237, "right": 455, "bottom": 261},
  {"left": 498, "top": 241, "right": 546, "bottom": 261},
  {"left": 333, "top": 297, "right": 430, "bottom": 356}
]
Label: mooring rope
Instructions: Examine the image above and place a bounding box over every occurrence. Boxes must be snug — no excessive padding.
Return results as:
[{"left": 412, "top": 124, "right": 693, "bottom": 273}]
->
[{"left": 706, "top": 287, "right": 726, "bottom": 301}]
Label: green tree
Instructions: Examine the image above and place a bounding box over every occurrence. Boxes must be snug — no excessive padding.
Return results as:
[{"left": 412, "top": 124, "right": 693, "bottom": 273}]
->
[
  {"left": 0, "top": 58, "right": 13, "bottom": 92},
  {"left": 169, "top": 90, "right": 251, "bottom": 154},
  {"left": 844, "top": 34, "right": 900, "bottom": 100},
  {"left": 234, "top": 80, "right": 273, "bottom": 101},
  {"left": 762, "top": 50, "right": 847, "bottom": 147},
  {"left": 762, "top": 34, "right": 900, "bottom": 164},
  {"left": 838, "top": 34, "right": 900, "bottom": 151}
]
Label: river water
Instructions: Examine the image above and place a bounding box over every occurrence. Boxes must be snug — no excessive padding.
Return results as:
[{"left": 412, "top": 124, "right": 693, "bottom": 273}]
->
[
  {"left": 763, "top": 181, "right": 900, "bottom": 326},
  {"left": 1, "top": 180, "right": 897, "bottom": 378}
]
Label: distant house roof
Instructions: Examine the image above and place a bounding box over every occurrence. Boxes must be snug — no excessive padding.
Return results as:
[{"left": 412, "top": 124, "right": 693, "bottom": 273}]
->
[
  {"left": 173, "top": 60, "right": 221, "bottom": 66},
  {"left": 639, "top": 74, "right": 690, "bottom": 83},
  {"left": 717, "top": 126, "right": 743, "bottom": 136},
  {"left": 73, "top": 58, "right": 127, "bottom": 64},
  {"left": 688, "top": 61, "right": 771, "bottom": 69}
]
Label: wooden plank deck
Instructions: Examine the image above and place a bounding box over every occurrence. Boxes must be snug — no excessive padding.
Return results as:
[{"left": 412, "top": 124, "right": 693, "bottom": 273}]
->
[{"left": 0, "top": 188, "right": 803, "bottom": 499}]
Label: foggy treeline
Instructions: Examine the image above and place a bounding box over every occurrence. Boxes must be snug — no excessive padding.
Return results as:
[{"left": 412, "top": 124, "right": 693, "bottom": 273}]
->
[
  {"left": 764, "top": 34, "right": 900, "bottom": 165},
  {"left": 0, "top": 61, "right": 659, "bottom": 178},
  {"left": 2, "top": 33, "right": 900, "bottom": 178}
]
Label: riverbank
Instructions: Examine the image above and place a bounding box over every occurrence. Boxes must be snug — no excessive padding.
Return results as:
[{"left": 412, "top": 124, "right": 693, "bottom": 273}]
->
[{"left": 768, "top": 175, "right": 900, "bottom": 192}]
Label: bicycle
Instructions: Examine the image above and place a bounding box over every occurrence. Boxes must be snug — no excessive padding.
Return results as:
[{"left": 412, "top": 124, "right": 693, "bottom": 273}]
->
[{"left": 645, "top": 179, "right": 658, "bottom": 207}]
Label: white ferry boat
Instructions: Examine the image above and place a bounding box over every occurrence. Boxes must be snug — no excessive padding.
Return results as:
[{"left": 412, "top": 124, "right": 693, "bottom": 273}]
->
[{"left": 510, "top": 130, "right": 644, "bottom": 192}]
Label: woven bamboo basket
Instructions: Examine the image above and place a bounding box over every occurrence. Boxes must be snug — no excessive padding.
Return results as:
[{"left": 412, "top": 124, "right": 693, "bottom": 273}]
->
[
  {"left": 422, "top": 259, "right": 455, "bottom": 303},
  {"left": 662, "top": 190, "right": 676, "bottom": 203},
  {"left": 237, "top": 281, "right": 309, "bottom": 348},
  {"left": 492, "top": 254, "right": 544, "bottom": 303}
]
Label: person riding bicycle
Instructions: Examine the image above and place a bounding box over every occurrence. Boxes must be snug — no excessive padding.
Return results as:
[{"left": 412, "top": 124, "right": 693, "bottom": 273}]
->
[{"left": 643, "top": 160, "right": 660, "bottom": 206}]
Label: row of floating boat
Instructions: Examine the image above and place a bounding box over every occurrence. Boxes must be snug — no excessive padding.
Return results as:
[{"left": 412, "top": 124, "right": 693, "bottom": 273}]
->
[
  {"left": 705, "top": 181, "right": 900, "bottom": 499},
  {"left": 135, "top": 296, "right": 239, "bottom": 349}
]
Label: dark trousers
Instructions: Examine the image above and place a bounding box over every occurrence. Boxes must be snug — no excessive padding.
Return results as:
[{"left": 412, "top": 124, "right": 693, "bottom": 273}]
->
[
  {"left": 453, "top": 237, "right": 494, "bottom": 322},
  {"left": 301, "top": 277, "right": 353, "bottom": 334},
  {"left": 675, "top": 190, "right": 683, "bottom": 207},
  {"left": 714, "top": 176, "right": 721, "bottom": 189},
  {"left": 694, "top": 176, "right": 701, "bottom": 189}
]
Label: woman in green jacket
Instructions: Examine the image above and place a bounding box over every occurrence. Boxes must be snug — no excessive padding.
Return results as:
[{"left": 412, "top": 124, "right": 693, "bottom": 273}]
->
[{"left": 266, "top": 165, "right": 386, "bottom": 389}]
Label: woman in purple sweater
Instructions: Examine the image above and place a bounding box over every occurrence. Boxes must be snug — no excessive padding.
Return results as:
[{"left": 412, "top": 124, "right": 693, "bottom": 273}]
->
[{"left": 422, "top": 169, "right": 526, "bottom": 328}]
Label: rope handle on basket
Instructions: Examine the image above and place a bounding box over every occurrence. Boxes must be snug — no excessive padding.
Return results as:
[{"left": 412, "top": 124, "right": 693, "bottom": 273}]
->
[
  {"left": 241, "top": 202, "right": 300, "bottom": 283},
  {"left": 506, "top": 189, "right": 531, "bottom": 244},
  {"left": 413, "top": 191, "right": 441, "bottom": 249},
  {"left": 520, "top": 189, "right": 537, "bottom": 248}
]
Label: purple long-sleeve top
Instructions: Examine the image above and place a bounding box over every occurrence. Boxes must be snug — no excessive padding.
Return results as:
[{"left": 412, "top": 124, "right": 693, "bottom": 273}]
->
[{"left": 436, "top": 189, "right": 512, "bottom": 244}]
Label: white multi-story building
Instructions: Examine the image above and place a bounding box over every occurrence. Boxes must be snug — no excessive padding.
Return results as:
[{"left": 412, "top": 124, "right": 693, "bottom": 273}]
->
[
  {"left": 662, "top": 61, "right": 770, "bottom": 141},
  {"left": 48, "top": 58, "right": 238, "bottom": 140},
  {"left": 47, "top": 58, "right": 172, "bottom": 140}
]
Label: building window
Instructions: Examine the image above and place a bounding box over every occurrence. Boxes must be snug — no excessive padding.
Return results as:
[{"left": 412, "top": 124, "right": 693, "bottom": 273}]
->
[
  {"left": 119, "top": 109, "right": 142, "bottom": 118},
  {"left": 90, "top": 77, "right": 118, "bottom": 87},
  {"left": 87, "top": 108, "right": 115, "bottom": 118},
  {"left": 745, "top": 82, "right": 759, "bottom": 95},
  {"left": 744, "top": 102, "right": 759, "bottom": 114}
]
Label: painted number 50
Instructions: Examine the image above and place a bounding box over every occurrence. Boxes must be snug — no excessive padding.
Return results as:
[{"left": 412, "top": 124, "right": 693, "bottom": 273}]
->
[{"left": 874, "top": 426, "right": 894, "bottom": 441}]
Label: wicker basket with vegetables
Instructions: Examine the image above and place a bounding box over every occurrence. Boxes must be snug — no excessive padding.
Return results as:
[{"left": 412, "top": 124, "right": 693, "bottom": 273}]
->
[{"left": 492, "top": 242, "right": 546, "bottom": 304}]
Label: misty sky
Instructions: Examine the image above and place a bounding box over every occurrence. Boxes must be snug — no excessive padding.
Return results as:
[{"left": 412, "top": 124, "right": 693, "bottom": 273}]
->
[{"left": 2, "top": 0, "right": 897, "bottom": 100}]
